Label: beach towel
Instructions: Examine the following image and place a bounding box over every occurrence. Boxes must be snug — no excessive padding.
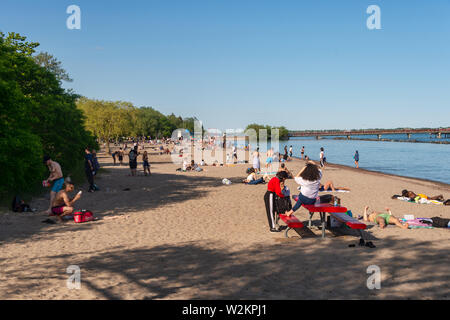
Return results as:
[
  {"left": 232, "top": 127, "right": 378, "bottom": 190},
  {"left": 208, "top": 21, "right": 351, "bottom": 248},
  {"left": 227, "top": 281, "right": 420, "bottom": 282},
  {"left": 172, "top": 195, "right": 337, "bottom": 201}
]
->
[
  {"left": 395, "top": 197, "right": 443, "bottom": 205},
  {"left": 400, "top": 218, "right": 434, "bottom": 229}
]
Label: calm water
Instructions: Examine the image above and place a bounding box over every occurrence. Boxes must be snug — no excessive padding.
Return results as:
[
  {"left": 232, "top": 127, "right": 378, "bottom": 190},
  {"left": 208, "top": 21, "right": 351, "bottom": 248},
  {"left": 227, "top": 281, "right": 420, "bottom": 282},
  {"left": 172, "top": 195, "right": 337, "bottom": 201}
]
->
[{"left": 275, "top": 137, "right": 450, "bottom": 185}]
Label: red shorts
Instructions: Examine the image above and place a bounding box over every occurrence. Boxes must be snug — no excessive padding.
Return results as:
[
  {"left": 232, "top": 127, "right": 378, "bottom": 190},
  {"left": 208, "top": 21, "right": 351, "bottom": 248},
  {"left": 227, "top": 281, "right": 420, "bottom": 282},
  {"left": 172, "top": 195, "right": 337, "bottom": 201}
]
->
[{"left": 51, "top": 206, "right": 65, "bottom": 216}]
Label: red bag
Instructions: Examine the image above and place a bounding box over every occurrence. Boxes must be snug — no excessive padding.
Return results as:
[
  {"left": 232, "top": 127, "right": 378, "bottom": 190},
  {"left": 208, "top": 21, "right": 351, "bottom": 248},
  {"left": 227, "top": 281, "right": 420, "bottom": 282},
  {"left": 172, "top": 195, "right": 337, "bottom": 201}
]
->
[{"left": 74, "top": 210, "right": 95, "bottom": 223}]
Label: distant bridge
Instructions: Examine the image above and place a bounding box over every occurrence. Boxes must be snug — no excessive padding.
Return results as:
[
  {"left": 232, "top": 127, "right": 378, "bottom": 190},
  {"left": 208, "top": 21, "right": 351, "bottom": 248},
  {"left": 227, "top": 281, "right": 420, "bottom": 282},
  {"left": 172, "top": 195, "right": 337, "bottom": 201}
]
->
[{"left": 288, "top": 128, "right": 450, "bottom": 139}]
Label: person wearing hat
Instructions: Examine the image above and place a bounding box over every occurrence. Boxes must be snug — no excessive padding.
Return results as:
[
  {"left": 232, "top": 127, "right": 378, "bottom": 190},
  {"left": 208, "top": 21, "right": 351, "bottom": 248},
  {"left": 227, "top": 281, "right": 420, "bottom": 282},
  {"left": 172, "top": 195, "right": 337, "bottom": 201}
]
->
[{"left": 43, "top": 155, "right": 64, "bottom": 215}]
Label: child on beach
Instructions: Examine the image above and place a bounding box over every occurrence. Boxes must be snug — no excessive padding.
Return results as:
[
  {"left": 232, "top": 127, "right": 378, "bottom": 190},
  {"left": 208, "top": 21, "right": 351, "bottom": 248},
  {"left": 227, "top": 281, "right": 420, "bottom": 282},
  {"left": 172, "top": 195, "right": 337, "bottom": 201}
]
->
[{"left": 363, "top": 206, "right": 409, "bottom": 229}]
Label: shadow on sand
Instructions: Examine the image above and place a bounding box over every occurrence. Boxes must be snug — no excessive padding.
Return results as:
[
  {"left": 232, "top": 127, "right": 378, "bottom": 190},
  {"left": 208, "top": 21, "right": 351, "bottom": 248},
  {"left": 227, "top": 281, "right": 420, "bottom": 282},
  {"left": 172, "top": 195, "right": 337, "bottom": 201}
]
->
[{"left": 2, "top": 238, "right": 448, "bottom": 299}]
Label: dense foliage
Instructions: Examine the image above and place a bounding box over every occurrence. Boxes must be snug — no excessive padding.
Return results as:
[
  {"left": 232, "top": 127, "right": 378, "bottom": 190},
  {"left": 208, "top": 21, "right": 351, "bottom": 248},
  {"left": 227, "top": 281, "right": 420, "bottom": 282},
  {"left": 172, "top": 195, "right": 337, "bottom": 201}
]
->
[
  {"left": 245, "top": 124, "right": 289, "bottom": 140},
  {"left": 0, "top": 31, "right": 97, "bottom": 198},
  {"left": 77, "top": 97, "right": 198, "bottom": 152}
]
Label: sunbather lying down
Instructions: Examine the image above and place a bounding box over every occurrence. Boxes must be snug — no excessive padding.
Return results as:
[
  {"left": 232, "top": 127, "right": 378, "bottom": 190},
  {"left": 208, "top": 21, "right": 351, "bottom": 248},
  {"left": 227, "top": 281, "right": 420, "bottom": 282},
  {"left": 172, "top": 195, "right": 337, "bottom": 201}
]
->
[
  {"left": 363, "top": 206, "right": 409, "bottom": 229},
  {"left": 320, "top": 181, "right": 350, "bottom": 192},
  {"left": 392, "top": 190, "right": 445, "bottom": 202}
]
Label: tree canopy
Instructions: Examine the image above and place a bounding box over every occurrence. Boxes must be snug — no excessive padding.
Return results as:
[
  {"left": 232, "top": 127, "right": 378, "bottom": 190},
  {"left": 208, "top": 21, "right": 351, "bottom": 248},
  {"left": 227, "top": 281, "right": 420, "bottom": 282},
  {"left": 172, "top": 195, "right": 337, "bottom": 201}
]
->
[
  {"left": 0, "top": 31, "right": 96, "bottom": 199},
  {"left": 245, "top": 124, "right": 289, "bottom": 140},
  {"left": 76, "top": 98, "right": 199, "bottom": 152}
]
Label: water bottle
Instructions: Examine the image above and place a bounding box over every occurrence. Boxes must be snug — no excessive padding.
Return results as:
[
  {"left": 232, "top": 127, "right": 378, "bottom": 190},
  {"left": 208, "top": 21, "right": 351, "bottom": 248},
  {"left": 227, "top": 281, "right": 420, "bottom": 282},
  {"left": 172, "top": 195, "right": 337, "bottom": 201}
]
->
[{"left": 334, "top": 197, "right": 338, "bottom": 206}]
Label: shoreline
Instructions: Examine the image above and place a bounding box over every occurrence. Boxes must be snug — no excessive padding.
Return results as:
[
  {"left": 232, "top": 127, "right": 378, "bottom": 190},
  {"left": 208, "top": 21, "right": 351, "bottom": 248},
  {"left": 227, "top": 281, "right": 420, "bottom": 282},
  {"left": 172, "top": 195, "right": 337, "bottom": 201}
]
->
[{"left": 290, "top": 156, "right": 450, "bottom": 190}]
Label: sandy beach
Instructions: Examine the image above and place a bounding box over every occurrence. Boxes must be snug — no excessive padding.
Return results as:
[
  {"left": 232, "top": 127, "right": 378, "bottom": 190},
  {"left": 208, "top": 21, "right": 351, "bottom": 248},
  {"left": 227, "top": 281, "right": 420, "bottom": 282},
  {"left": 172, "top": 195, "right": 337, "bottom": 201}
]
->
[{"left": 0, "top": 147, "right": 449, "bottom": 300}]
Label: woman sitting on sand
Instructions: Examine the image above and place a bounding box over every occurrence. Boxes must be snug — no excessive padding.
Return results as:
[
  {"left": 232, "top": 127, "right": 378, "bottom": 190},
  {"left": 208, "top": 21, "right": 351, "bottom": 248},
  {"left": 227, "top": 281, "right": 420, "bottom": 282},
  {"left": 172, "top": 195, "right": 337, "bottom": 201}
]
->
[
  {"left": 286, "top": 161, "right": 322, "bottom": 217},
  {"left": 363, "top": 206, "right": 409, "bottom": 229},
  {"left": 243, "top": 168, "right": 265, "bottom": 185}
]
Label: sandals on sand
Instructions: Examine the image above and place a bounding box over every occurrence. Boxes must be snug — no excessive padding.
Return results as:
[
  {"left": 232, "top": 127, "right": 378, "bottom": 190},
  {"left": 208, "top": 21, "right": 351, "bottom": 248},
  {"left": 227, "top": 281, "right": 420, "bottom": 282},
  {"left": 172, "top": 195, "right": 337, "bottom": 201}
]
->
[{"left": 352, "top": 239, "right": 376, "bottom": 248}]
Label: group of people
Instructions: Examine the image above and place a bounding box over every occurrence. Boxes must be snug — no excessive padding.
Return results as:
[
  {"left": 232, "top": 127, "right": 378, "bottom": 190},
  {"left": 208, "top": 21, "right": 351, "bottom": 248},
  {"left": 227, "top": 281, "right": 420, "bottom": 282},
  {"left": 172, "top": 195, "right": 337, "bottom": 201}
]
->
[
  {"left": 42, "top": 141, "right": 156, "bottom": 222},
  {"left": 42, "top": 155, "right": 82, "bottom": 223},
  {"left": 111, "top": 143, "right": 152, "bottom": 176},
  {"left": 263, "top": 160, "right": 411, "bottom": 233}
]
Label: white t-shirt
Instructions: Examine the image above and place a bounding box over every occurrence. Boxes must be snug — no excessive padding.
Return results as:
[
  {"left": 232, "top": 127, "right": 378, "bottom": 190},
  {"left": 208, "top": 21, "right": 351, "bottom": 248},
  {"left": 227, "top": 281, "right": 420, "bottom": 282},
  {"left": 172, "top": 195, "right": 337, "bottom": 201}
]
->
[
  {"left": 320, "top": 151, "right": 324, "bottom": 160},
  {"left": 294, "top": 171, "right": 322, "bottom": 199},
  {"left": 247, "top": 173, "right": 256, "bottom": 182}
]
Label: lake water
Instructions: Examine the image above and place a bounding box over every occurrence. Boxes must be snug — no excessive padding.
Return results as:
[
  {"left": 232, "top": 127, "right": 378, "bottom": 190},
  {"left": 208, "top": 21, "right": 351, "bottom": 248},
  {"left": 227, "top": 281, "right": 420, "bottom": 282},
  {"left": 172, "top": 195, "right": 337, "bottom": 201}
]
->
[{"left": 276, "top": 137, "right": 450, "bottom": 185}]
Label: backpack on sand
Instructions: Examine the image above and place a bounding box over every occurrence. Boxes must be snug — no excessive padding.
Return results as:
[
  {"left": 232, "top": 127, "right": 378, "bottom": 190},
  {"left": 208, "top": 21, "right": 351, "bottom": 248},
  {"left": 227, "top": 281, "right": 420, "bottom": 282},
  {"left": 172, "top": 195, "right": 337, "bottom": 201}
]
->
[
  {"left": 74, "top": 210, "right": 95, "bottom": 223},
  {"left": 11, "top": 195, "right": 32, "bottom": 212}
]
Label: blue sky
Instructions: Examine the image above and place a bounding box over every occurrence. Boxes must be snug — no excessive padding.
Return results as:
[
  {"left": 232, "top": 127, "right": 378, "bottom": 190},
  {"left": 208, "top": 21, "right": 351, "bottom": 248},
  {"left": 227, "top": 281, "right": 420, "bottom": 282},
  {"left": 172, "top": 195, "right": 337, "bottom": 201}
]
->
[{"left": 1, "top": 0, "right": 449, "bottom": 130}]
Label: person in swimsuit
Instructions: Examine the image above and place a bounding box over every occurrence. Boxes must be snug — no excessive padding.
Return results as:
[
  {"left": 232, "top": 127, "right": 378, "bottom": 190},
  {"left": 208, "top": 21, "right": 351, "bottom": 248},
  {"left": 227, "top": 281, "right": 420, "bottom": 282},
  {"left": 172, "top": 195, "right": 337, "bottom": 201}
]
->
[
  {"left": 43, "top": 155, "right": 64, "bottom": 215},
  {"left": 142, "top": 151, "right": 151, "bottom": 176},
  {"left": 319, "top": 181, "right": 351, "bottom": 192},
  {"left": 118, "top": 148, "right": 124, "bottom": 165},
  {"left": 301, "top": 146, "right": 305, "bottom": 160},
  {"left": 50, "top": 179, "right": 82, "bottom": 222},
  {"left": 401, "top": 190, "right": 445, "bottom": 202},
  {"left": 363, "top": 206, "right": 409, "bottom": 229},
  {"left": 266, "top": 149, "right": 273, "bottom": 170}
]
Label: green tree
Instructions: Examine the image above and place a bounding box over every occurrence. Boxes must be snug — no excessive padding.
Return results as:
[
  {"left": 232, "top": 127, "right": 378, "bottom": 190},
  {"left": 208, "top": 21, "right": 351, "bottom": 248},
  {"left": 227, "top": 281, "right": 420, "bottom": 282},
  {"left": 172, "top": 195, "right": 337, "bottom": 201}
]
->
[
  {"left": 0, "top": 32, "right": 96, "bottom": 199},
  {"left": 33, "top": 52, "right": 73, "bottom": 82}
]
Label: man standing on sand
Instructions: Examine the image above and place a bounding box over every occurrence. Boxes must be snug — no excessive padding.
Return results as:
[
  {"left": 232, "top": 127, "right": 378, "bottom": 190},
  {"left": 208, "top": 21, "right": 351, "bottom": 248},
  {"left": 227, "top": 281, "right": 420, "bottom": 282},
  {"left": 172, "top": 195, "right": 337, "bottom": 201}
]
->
[
  {"left": 50, "top": 178, "right": 82, "bottom": 223},
  {"left": 43, "top": 155, "right": 64, "bottom": 215},
  {"left": 129, "top": 146, "right": 138, "bottom": 176},
  {"left": 84, "top": 148, "right": 96, "bottom": 192}
]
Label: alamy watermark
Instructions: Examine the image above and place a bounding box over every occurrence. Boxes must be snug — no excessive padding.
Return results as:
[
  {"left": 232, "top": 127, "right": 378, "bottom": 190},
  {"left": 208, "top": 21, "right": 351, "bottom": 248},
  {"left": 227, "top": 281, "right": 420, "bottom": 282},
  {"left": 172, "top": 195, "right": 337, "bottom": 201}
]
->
[
  {"left": 366, "top": 5, "right": 381, "bottom": 30},
  {"left": 66, "top": 265, "right": 81, "bottom": 290},
  {"left": 366, "top": 265, "right": 381, "bottom": 289},
  {"left": 169, "top": 120, "right": 281, "bottom": 168},
  {"left": 66, "top": 5, "right": 81, "bottom": 30}
]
